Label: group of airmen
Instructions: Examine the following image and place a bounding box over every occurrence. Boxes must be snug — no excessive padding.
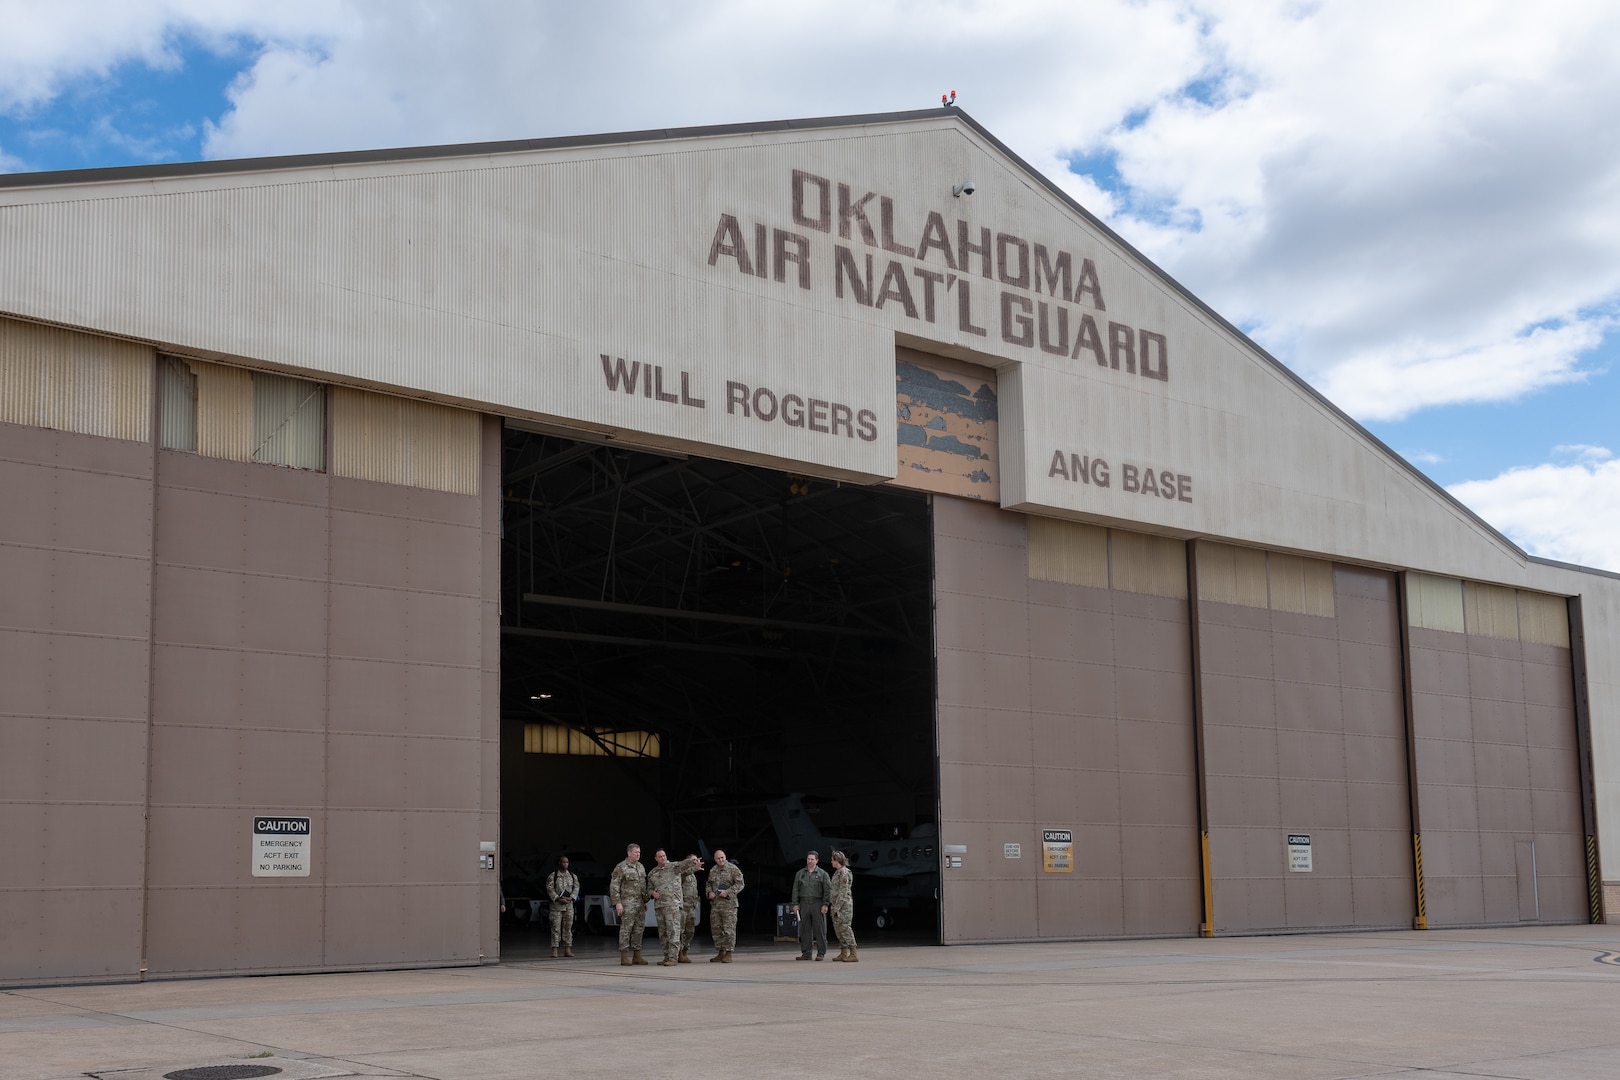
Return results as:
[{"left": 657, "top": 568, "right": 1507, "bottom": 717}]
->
[{"left": 538, "top": 844, "right": 857, "bottom": 965}]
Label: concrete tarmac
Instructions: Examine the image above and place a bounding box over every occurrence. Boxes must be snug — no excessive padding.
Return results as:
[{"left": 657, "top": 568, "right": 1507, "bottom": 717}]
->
[{"left": 4, "top": 926, "right": 1619, "bottom": 1080}]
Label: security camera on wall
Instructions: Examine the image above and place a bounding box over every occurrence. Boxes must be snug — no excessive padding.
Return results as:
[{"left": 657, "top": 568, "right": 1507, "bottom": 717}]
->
[{"left": 952, "top": 180, "right": 976, "bottom": 197}]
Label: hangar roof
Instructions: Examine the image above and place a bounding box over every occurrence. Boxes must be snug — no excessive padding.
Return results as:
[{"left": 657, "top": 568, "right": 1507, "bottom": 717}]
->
[{"left": 0, "top": 108, "right": 1613, "bottom": 592}]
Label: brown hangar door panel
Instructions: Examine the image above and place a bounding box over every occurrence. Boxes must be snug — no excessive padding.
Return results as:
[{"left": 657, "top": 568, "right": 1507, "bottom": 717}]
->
[
  {"left": 932, "top": 499, "right": 1203, "bottom": 944},
  {"left": 1405, "top": 579, "right": 1589, "bottom": 927},
  {"left": 1195, "top": 552, "right": 1416, "bottom": 933}
]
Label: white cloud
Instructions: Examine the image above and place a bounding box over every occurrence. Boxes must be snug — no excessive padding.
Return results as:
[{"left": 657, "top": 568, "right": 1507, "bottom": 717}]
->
[
  {"left": 1449, "top": 450, "right": 1620, "bottom": 572},
  {"left": 0, "top": 1, "right": 344, "bottom": 114},
  {"left": 1317, "top": 320, "right": 1607, "bottom": 421},
  {"left": 1553, "top": 444, "right": 1615, "bottom": 465},
  {"left": 1094, "top": 0, "right": 1620, "bottom": 420},
  {"left": 80, "top": 114, "right": 200, "bottom": 163},
  {"left": 199, "top": 1, "right": 1207, "bottom": 162}
]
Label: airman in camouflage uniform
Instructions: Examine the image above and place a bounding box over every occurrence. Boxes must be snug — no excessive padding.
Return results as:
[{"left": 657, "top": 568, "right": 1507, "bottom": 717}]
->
[
  {"left": 609, "top": 843, "right": 648, "bottom": 965},
  {"left": 829, "top": 850, "right": 858, "bottom": 962},
  {"left": 545, "top": 855, "right": 580, "bottom": 958},
  {"left": 791, "top": 851, "right": 831, "bottom": 960},
  {"left": 678, "top": 859, "right": 699, "bottom": 962},
  {"left": 646, "top": 849, "right": 703, "bottom": 967},
  {"left": 705, "top": 849, "right": 744, "bottom": 962}
]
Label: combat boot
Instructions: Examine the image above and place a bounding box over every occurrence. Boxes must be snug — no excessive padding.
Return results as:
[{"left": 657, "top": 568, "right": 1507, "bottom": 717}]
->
[
  {"left": 846, "top": 946, "right": 859, "bottom": 962},
  {"left": 835, "top": 946, "right": 849, "bottom": 961},
  {"left": 710, "top": 949, "right": 724, "bottom": 962},
  {"left": 678, "top": 948, "right": 690, "bottom": 963},
  {"left": 562, "top": 945, "right": 573, "bottom": 957},
  {"left": 550, "top": 947, "right": 558, "bottom": 959},
  {"left": 657, "top": 958, "right": 678, "bottom": 967},
  {"left": 720, "top": 950, "right": 733, "bottom": 963},
  {"left": 619, "top": 949, "right": 630, "bottom": 966},
  {"left": 632, "top": 949, "right": 647, "bottom": 965}
]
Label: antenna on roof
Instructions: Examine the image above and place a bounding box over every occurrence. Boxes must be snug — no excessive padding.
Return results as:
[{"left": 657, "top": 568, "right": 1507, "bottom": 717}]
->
[{"left": 941, "top": 90, "right": 956, "bottom": 107}]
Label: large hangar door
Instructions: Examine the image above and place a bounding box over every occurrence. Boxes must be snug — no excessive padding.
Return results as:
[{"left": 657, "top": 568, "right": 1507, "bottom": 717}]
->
[
  {"left": 498, "top": 428, "right": 939, "bottom": 951},
  {"left": 932, "top": 501, "right": 1203, "bottom": 944},
  {"left": 1406, "top": 579, "right": 1591, "bottom": 927},
  {"left": 895, "top": 347, "right": 1203, "bottom": 944},
  {"left": 1195, "top": 552, "right": 1416, "bottom": 933}
]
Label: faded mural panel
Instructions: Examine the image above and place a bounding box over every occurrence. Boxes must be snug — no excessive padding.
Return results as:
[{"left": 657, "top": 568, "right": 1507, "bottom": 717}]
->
[{"left": 892, "top": 348, "right": 998, "bottom": 502}]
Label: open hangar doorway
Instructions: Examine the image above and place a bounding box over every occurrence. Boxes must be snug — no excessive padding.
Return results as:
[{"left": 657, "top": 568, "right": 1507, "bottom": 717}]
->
[{"left": 497, "top": 424, "right": 941, "bottom": 955}]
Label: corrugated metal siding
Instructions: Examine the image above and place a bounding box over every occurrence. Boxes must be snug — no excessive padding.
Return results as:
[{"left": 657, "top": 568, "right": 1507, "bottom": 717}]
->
[
  {"left": 1197, "top": 542, "right": 1269, "bottom": 608},
  {"left": 1409, "top": 575, "right": 1566, "bottom": 644},
  {"left": 158, "top": 355, "right": 198, "bottom": 451},
  {"left": 1464, "top": 581, "right": 1521, "bottom": 641},
  {"left": 1109, "top": 529, "right": 1187, "bottom": 598},
  {"left": 251, "top": 372, "right": 325, "bottom": 470},
  {"left": 194, "top": 360, "right": 254, "bottom": 461},
  {"left": 1519, "top": 591, "right": 1571, "bottom": 648},
  {"left": 1024, "top": 519, "right": 1190, "bottom": 597},
  {"left": 1408, "top": 572, "right": 1465, "bottom": 633},
  {"left": 331, "top": 386, "right": 480, "bottom": 495},
  {"left": 1025, "top": 516, "right": 1107, "bottom": 588},
  {"left": 1268, "top": 553, "right": 1336, "bottom": 619},
  {"left": 0, "top": 315, "right": 150, "bottom": 441}
]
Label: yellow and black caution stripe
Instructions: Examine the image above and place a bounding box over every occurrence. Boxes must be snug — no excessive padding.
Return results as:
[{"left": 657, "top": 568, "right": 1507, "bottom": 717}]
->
[
  {"left": 1412, "top": 833, "right": 1427, "bottom": 930},
  {"left": 1586, "top": 835, "right": 1601, "bottom": 925},
  {"left": 1200, "top": 830, "right": 1214, "bottom": 938}
]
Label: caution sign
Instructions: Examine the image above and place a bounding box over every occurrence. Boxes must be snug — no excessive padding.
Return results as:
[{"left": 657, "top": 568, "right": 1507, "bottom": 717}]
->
[
  {"left": 1287, "top": 833, "right": 1312, "bottom": 873},
  {"left": 1042, "top": 829, "right": 1074, "bottom": 873},
  {"left": 253, "top": 816, "right": 312, "bottom": 877}
]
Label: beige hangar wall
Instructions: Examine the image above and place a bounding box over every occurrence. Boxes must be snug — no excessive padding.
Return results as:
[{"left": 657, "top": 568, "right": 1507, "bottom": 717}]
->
[{"left": 1, "top": 108, "right": 1615, "bottom": 937}]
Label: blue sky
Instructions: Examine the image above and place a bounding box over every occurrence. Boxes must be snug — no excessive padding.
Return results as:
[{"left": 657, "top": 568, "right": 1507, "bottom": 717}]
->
[
  {"left": 2, "top": 2, "right": 1616, "bottom": 568},
  {"left": 0, "top": 36, "right": 244, "bottom": 172},
  {"left": 1368, "top": 353, "right": 1617, "bottom": 488}
]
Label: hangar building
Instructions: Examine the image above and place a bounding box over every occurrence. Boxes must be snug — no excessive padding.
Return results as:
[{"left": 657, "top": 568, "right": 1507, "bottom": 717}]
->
[{"left": 1, "top": 108, "right": 1615, "bottom": 986}]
